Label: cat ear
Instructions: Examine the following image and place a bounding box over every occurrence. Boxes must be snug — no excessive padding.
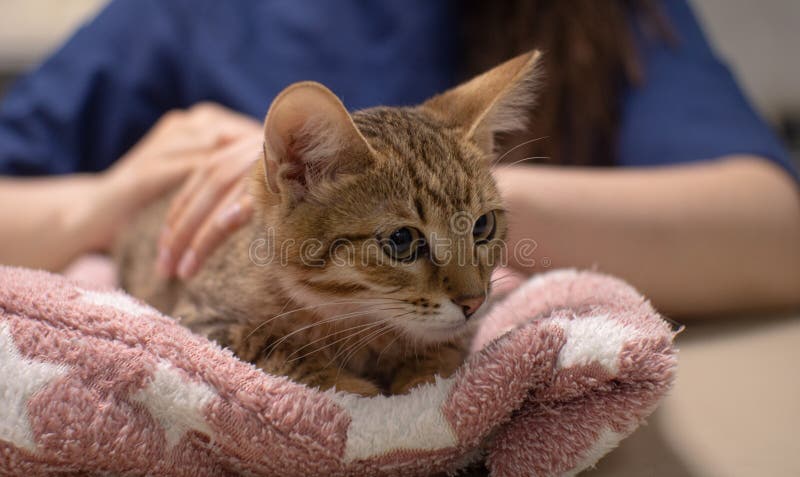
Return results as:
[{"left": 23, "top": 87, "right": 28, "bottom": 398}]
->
[
  {"left": 422, "top": 50, "right": 542, "bottom": 154},
  {"left": 261, "top": 81, "right": 373, "bottom": 202}
]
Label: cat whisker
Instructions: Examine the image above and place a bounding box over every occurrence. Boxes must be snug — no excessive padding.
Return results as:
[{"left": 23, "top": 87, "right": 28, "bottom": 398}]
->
[
  {"left": 288, "top": 318, "right": 393, "bottom": 364},
  {"left": 275, "top": 290, "right": 300, "bottom": 317},
  {"left": 502, "top": 155, "right": 551, "bottom": 168},
  {"left": 490, "top": 275, "right": 515, "bottom": 284},
  {"left": 268, "top": 298, "right": 404, "bottom": 320},
  {"left": 329, "top": 310, "right": 414, "bottom": 371},
  {"left": 285, "top": 310, "right": 405, "bottom": 362},
  {"left": 491, "top": 135, "right": 549, "bottom": 165},
  {"left": 264, "top": 306, "right": 405, "bottom": 361},
  {"left": 245, "top": 298, "right": 406, "bottom": 339},
  {"left": 487, "top": 275, "right": 517, "bottom": 294},
  {"left": 376, "top": 331, "right": 403, "bottom": 365},
  {"left": 336, "top": 325, "right": 395, "bottom": 376},
  {"left": 328, "top": 322, "right": 389, "bottom": 371}
]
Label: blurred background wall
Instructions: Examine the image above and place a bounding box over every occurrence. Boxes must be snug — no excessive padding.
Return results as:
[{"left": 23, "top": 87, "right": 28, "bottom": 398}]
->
[
  {"left": 0, "top": 0, "right": 797, "bottom": 161},
  {"left": 690, "top": 0, "right": 800, "bottom": 160},
  {"left": 0, "top": 0, "right": 106, "bottom": 87}
]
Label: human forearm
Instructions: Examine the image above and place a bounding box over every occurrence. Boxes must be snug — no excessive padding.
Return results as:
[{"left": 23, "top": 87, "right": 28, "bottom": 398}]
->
[
  {"left": 494, "top": 156, "right": 800, "bottom": 317},
  {"left": 0, "top": 147, "right": 211, "bottom": 271},
  {"left": 0, "top": 175, "right": 112, "bottom": 270},
  {"left": 0, "top": 104, "right": 260, "bottom": 272}
]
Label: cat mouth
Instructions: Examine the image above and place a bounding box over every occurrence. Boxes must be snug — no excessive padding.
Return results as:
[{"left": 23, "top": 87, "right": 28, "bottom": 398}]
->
[{"left": 399, "top": 320, "right": 470, "bottom": 343}]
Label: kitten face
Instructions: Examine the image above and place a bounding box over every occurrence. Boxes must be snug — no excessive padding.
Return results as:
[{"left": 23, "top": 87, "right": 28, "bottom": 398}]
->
[
  {"left": 255, "top": 52, "right": 540, "bottom": 344},
  {"left": 270, "top": 108, "right": 506, "bottom": 343}
]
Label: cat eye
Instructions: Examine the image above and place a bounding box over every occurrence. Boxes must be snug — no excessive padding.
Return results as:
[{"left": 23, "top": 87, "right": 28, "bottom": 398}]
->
[
  {"left": 381, "top": 227, "right": 426, "bottom": 262},
  {"left": 472, "top": 211, "right": 497, "bottom": 244}
]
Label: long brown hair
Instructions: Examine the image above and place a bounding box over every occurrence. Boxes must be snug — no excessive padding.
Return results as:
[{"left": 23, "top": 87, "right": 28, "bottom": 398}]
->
[{"left": 459, "top": 0, "right": 674, "bottom": 166}]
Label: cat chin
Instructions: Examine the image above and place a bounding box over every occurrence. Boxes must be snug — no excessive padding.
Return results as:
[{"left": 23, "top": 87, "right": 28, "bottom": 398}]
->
[
  {"left": 392, "top": 302, "right": 473, "bottom": 345},
  {"left": 406, "top": 325, "right": 470, "bottom": 345}
]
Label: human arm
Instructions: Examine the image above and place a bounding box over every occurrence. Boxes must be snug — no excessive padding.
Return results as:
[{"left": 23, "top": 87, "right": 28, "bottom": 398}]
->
[
  {"left": 494, "top": 157, "right": 800, "bottom": 317},
  {"left": 0, "top": 103, "right": 260, "bottom": 271},
  {"left": 0, "top": 0, "right": 189, "bottom": 269},
  {"left": 0, "top": 175, "right": 113, "bottom": 270}
]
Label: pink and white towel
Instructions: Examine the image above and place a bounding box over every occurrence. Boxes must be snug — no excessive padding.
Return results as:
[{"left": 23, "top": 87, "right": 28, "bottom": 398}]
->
[{"left": 0, "top": 266, "right": 676, "bottom": 476}]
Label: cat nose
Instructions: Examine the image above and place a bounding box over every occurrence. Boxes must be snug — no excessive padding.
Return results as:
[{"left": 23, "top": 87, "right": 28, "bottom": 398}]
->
[{"left": 452, "top": 293, "right": 486, "bottom": 319}]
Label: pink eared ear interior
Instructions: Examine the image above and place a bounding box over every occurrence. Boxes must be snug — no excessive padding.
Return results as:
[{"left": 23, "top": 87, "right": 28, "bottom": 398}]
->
[{"left": 261, "top": 81, "right": 371, "bottom": 201}]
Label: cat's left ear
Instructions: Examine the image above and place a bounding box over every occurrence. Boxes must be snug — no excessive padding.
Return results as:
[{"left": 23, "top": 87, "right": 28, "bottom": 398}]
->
[
  {"left": 422, "top": 50, "right": 542, "bottom": 154},
  {"left": 261, "top": 81, "right": 373, "bottom": 203}
]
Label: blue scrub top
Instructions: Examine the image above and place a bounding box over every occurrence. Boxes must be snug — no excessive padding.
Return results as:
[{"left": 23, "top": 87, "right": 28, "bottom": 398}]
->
[{"left": 0, "top": 0, "right": 795, "bottom": 180}]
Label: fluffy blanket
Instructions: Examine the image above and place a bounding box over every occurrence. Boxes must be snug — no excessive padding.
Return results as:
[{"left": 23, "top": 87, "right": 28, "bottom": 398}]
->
[{"left": 0, "top": 266, "right": 676, "bottom": 476}]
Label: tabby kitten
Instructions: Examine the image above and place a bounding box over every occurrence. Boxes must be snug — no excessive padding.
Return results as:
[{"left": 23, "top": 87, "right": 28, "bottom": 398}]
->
[{"left": 117, "top": 51, "right": 541, "bottom": 396}]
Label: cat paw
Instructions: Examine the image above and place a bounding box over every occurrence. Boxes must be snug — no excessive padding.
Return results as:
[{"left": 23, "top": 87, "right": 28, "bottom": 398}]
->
[
  {"left": 331, "top": 376, "right": 382, "bottom": 397},
  {"left": 390, "top": 374, "right": 437, "bottom": 395}
]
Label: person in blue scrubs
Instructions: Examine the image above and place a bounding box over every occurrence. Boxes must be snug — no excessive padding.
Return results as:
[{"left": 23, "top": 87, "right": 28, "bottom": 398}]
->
[{"left": 0, "top": 0, "right": 797, "bottom": 315}]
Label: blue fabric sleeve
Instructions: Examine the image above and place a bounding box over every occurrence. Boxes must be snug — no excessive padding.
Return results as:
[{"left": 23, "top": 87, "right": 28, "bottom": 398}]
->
[
  {"left": 10, "top": 0, "right": 787, "bottom": 180},
  {"left": 0, "top": 0, "right": 454, "bottom": 176},
  {"left": 0, "top": 0, "right": 187, "bottom": 175},
  {"left": 619, "top": 0, "right": 798, "bottom": 181}
]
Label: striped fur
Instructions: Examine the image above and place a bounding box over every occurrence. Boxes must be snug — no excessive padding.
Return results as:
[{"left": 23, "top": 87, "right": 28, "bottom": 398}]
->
[{"left": 118, "top": 52, "right": 540, "bottom": 396}]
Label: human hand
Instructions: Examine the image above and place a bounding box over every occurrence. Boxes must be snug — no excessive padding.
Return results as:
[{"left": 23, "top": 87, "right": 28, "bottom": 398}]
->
[
  {"left": 156, "top": 130, "right": 263, "bottom": 279},
  {"left": 96, "top": 103, "right": 259, "bottom": 250}
]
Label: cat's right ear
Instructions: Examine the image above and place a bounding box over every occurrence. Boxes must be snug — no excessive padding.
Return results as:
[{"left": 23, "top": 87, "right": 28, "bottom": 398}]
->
[
  {"left": 260, "top": 82, "right": 373, "bottom": 204},
  {"left": 422, "top": 50, "right": 542, "bottom": 154}
]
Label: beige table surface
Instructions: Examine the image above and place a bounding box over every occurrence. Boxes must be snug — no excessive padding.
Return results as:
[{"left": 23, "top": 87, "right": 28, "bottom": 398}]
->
[{"left": 586, "top": 312, "right": 800, "bottom": 477}]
